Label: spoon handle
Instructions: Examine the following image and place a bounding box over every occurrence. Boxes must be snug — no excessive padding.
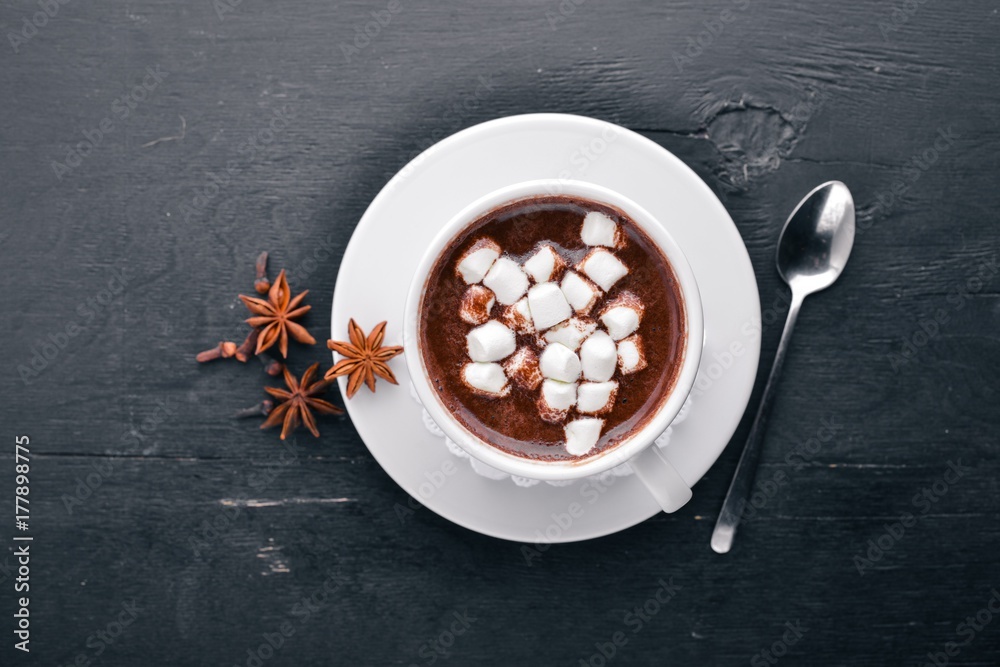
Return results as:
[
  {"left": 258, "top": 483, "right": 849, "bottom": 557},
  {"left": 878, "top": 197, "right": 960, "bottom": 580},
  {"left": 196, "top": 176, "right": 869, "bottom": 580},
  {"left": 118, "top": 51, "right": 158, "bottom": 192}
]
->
[{"left": 711, "top": 289, "right": 804, "bottom": 554}]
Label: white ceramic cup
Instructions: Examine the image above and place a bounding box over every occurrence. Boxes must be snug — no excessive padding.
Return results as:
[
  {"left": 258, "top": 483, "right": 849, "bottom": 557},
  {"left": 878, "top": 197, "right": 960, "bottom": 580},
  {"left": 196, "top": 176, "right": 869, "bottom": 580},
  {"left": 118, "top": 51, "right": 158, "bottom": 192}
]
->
[{"left": 403, "top": 180, "right": 704, "bottom": 513}]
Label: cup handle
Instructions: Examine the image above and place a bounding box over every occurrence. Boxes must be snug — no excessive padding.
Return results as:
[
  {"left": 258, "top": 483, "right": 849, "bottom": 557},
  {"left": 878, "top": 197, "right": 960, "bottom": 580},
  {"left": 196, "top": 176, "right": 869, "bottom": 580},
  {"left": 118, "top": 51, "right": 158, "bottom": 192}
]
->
[{"left": 631, "top": 446, "right": 693, "bottom": 513}]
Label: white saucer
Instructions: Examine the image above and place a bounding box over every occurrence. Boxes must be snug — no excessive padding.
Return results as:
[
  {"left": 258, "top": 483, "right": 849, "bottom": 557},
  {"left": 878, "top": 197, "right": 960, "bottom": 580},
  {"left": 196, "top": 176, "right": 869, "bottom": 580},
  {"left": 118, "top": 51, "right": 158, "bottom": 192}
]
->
[{"left": 331, "top": 114, "right": 761, "bottom": 543}]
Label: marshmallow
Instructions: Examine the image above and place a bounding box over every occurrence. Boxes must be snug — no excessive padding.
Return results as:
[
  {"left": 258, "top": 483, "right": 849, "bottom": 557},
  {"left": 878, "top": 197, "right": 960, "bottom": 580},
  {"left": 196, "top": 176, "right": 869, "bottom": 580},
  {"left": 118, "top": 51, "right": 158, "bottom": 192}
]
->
[
  {"left": 576, "top": 381, "right": 618, "bottom": 415},
  {"left": 523, "top": 244, "right": 565, "bottom": 283},
  {"left": 500, "top": 297, "right": 535, "bottom": 334},
  {"left": 539, "top": 343, "right": 581, "bottom": 382},
  {"left": 466, "top": 320, "right": 516, "bottom": 362},
  {"left": 541, "top": 379, "right": 577, "bottom": 409},
  {"left": 601, "top": 307, "right": 640, "bottom": 341},
  {"left": 581, "top": 211, "right": 620, "bottom": 247},
  {"left": 527, "top": 282, "right": 572, "bottom": 330},
  {"left": 578, "top": 249, "right": 628, "bottom": 291},
  {"left": 599, "top": 294, "right": 643, "bottom": 340},
  {"left": 543, "top": 317, "right": 597, "bottom": 351},
  {"left": 483, "top": 257, "right": 529, "bottom": 305},
  {"left": 458, "top": 285, "right": 495, "bottom": 325},
  {"left": 456, "top": 238, "right": 500, "bottom": 284},
  {"left": 603, "top": 290, "right": 645, "bottom": 315},
  {"left": 580, "top": 330, "right": 618, "bottom": 382},
  {"left": 564, "top": 418, "right": 604, "bottom": 456},
  {"left": 462, "top": 362, "right": 510, "bottom": 396},
  {"left": 503, "top": 347, "right": 542, "bottom": 390},
  {"left": 617, "top": 335, "right": 647, "bottom": 374},
  {"left": 560, "top": 271, "right": 601, "bottom": 314},
  {"left": 538, "top": 379, "right": 577, "bottom": 423}
]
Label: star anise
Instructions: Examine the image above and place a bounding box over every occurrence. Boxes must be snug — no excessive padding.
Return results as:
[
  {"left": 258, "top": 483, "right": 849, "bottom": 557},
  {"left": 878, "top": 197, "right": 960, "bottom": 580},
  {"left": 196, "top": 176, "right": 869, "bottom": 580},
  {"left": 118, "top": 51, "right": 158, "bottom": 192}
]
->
[
  {"left": 261, "top": 363, "right": 343, "bottom": 439},
  {"left": 239, "top": 269, "right": 316, "bottom": 358},
  {"left": 325, "top": 319, "right": 404, "bottom": 398}
]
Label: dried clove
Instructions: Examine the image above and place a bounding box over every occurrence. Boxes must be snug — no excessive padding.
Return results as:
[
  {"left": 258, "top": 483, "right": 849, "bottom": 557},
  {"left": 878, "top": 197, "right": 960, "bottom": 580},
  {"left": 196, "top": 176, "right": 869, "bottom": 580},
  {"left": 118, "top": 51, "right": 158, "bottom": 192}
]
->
[
  {"left": 196, "top": 341, "right": 238, "bottom": 362},
  {"left": 256, "top": 354, "right": 284, "bottom": 376},
  {"left": 254, "top": 251, "right": 271, "bottom": 294},
  {"left": 234, "top": 328, "right": 260, "bottom": 362},
  {"left": 234, "top": 399, "right": 274, "bottom": 418}
]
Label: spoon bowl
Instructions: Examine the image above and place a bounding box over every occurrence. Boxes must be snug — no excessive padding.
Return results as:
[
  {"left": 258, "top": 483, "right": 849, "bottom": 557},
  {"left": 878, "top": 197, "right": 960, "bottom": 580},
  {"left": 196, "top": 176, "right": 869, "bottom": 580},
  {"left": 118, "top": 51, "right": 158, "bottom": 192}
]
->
[{"left": 777, "top": 181, "right": 856, "bottom": 295}]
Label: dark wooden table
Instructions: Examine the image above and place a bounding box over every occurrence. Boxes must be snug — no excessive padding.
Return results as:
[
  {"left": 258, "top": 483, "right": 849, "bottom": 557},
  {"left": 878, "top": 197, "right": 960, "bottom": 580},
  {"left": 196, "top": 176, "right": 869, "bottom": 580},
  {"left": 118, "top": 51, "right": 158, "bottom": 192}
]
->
[{"left": 3, "top": 1, "right": 999, "bottom": 665}]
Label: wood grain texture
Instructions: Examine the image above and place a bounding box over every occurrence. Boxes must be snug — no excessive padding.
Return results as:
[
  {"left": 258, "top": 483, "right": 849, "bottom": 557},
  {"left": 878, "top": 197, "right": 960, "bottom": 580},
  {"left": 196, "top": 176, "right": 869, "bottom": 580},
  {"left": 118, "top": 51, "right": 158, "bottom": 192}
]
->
[{"left": 1, "top": 0, "right": 999, "bottom": 664}]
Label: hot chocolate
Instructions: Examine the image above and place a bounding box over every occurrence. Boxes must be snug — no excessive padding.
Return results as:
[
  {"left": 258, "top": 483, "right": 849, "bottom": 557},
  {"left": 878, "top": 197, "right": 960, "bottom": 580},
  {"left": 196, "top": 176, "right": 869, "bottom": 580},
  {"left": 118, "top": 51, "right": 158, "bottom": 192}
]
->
[{"left": 418, "top": 195, "right": 687, "bottom": 461}]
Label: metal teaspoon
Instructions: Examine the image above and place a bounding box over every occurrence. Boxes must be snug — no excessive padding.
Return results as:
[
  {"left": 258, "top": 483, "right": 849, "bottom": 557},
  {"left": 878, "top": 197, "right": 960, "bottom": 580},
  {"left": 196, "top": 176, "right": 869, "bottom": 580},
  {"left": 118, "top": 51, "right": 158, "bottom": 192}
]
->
[{"left": 711, "top": 181, "right": 856, "bottom": 554}]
